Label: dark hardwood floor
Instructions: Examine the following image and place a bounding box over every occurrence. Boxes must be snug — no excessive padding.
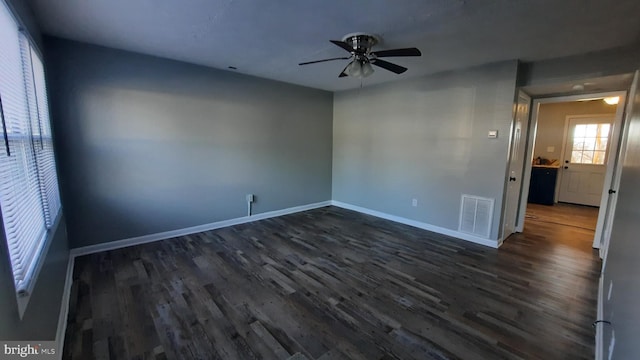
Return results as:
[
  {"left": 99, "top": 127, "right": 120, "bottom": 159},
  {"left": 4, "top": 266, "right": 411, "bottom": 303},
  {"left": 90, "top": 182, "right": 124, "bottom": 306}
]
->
[{"left": 63, "top": 206, "right": 601, "bottom": 359}]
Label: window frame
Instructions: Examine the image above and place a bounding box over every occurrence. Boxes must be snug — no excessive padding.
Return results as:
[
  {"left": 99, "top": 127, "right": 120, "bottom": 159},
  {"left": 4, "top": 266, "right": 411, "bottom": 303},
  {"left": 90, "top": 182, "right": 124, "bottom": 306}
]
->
[{"left": 0, "top": 0, "right": 63, "bottom": 318}]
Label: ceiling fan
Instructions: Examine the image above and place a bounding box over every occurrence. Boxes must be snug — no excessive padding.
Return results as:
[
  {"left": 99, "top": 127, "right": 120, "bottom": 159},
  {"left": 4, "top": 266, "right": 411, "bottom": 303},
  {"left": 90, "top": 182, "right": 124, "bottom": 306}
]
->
[{"left": 299, "top": 33, "right": 422, "bottom": 78}]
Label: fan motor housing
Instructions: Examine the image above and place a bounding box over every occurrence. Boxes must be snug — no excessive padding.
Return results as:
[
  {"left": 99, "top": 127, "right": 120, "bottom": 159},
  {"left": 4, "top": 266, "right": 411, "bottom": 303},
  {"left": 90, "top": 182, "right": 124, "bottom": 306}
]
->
[{"left": 341, "top": 33, "right": 379, "bottom": 54}]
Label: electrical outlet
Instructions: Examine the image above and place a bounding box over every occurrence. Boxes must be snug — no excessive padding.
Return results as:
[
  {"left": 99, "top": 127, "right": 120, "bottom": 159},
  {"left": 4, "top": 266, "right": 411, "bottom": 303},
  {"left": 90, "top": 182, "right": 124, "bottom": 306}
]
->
[
  {"left": 546, "top": 146, "right": 555, "bottom": 153},
  {"left": 412, "top": 199, "right": 418, "bottom": 207}
]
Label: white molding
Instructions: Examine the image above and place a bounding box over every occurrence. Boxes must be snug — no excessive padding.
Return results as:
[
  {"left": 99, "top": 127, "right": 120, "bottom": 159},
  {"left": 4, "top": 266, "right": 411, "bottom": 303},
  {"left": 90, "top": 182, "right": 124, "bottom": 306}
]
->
[
  {"left": 595, "top": 274, "right": 605, "bottom": 360},
  {"left": 594, "top": 90, "right": 632, "bottom": 253},
  {"left": 55, "top": 198, "right": 500, "bottom": 356},
  {"left": 15, "top": 212, "right": 64, "bottom": 319},
  {"left": 55, "top": 253, "right": 75, "bottom": 360},
  {"left": 501, "top": 90, "right": 531, "bottom": 240},
  {"left": 70, "top": 201, "right": 332, "bottom": 257},
  {"left": 330, "top": 201, "right": 499, "bottom": 248},
  {"left": 55, "top": 200, "right": 331, "bottom": 358}
]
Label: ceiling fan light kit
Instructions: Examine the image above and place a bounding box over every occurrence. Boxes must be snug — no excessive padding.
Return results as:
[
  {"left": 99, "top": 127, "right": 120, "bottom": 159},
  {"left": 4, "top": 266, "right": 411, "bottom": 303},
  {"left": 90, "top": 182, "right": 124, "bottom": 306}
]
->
[
  {"left": 299, "top": 33, "right": 422, "bottom": 79},
  {"left": 345, "top": 56, "right": 375, "bottom": 78}
]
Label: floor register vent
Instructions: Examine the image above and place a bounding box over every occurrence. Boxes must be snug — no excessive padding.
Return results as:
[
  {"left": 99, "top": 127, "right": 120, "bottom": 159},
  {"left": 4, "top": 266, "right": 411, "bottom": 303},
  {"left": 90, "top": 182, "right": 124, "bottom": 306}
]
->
[{"left": 459, "top": 194, "right": 494, "bottom": 239}]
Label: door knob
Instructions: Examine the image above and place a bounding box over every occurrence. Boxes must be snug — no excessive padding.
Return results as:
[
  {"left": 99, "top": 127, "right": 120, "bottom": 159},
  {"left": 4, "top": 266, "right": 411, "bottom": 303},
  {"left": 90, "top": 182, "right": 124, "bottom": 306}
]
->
[
  {"left": 564, "top": 166, "right": 569, "bottom": 169},
  {"left": 609, "top": 189, "right": 617, "bottom": 194},
  {"left": 509, "top": 176, "right": 516, "bottom": 181},
  {"left": 565, "top": 160, "right": 569, "bottom": 163}
]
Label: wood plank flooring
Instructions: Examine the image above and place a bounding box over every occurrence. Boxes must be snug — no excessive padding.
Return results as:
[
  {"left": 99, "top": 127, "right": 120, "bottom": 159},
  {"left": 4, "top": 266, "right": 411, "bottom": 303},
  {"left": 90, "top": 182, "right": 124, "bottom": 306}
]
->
[
  {"left": 63, "top": 206, "right": 601, "bottom": 359},
  {"left": 525, "top": 202, "right": 599, "bottom": 231}
]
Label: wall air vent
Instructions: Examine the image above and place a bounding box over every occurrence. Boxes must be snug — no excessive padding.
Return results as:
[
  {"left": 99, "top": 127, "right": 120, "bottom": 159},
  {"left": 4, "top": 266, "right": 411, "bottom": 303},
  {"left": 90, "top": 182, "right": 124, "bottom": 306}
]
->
[{"left": 459, "top": 194, "right": 494, "bottom": 239}]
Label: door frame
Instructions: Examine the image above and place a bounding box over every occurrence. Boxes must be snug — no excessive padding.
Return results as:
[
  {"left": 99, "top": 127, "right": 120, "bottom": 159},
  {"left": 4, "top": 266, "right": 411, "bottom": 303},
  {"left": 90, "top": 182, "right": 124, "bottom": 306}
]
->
[
  {"left": 600, "top": 72, "right": 638, "bottom": 266},
  {"left": 555, "top": 113, "right": 616, "bottom": 205},
  {"left": 516, "top": 91, "right": 627, "bottom": 253},
  {"left": 500, "top": 90, "right": 531, "bottom": 243}
]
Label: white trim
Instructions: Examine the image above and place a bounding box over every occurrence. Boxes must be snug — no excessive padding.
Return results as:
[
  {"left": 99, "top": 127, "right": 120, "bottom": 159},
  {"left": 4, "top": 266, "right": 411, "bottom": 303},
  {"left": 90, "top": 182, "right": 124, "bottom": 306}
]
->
[
  {"left": 70, "top": 201, "right": 332, "bottom": 257},
  {"left": 55, "top": 200, "right": 332, "bottom": 357},
  {"left": 501, "top": 90, "right": 531, "bottom": 240},
  {"left": 330, "top": 201, "right": 500, "bottom": 248},
  {"left": 15, "top": 212, "right": 63, "bottom": 319},
  {"left": 55, "top": 252, "right": 74, "bottom": 360},
  {"left": 601, "top": 71, "right": 638, "bottom": 265},
  {"left": 517, "top": 91, "right": 627, "bottom": 237},
  {"left": 595, "top": 274, "right": 605, "bottom": 360},
  {"left": 53, "top": 198, "right": 502, "bottom": 358}
]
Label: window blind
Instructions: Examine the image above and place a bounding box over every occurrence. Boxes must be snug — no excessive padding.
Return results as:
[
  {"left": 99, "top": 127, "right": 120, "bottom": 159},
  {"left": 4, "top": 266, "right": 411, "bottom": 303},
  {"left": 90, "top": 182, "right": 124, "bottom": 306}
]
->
[
  {"left": 0, "top": 2, "right": 61, "bottom": 297},
  {"left": 25, "top": 40, "right": 61, "bottom": 228}
]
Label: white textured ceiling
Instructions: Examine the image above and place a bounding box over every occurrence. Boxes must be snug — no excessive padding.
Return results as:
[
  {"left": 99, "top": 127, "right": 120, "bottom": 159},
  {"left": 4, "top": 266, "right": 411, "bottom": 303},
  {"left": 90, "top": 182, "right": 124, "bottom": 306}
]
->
[{"left": 27, "top": 0, "right": 640, "bottom": 91}]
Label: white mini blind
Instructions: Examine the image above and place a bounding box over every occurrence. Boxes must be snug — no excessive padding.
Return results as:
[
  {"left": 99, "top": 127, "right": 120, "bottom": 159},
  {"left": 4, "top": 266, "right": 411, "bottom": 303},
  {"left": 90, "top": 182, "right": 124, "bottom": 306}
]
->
[
  {"left": 0, "top": 2, "right": 61, "bottom": 297},
  {"left": 25, "top": 40, "right": 61, "bottom": 228}
]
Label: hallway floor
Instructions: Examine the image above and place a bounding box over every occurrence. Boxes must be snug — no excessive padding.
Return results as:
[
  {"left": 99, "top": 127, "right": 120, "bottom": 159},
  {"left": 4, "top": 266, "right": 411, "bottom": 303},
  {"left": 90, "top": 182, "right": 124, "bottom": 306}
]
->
[{"left": 525, "top": 202, "right": 599, "bottom": 231}]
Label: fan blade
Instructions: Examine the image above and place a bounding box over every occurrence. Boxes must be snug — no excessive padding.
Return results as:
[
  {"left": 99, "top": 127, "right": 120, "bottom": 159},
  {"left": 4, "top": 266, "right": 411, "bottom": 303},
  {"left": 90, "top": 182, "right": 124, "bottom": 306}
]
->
[
  {"left": 330, "top": 40, "right": 354, "bottom": 53},
  {"left": 338, "top": 63, "right": 350, "bottom": 78},
  {"left": 371, "top": 48, "right": 422, "bottom": 58},
  {"left": 371, "top": 59, "right": 407, "bottom": 74},
  {"left": 299, "top": 57, "right": 351, "bottom": 66}
]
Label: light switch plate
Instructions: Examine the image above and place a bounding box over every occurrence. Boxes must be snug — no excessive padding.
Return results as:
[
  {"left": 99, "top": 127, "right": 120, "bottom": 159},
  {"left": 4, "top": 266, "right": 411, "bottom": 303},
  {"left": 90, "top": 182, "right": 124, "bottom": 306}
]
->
[
  {"left": 488, "top": 130, "right": 498, "bottom": 139},
  {"left": 546, "top": 146, "right": 555, "bottom": 153}
]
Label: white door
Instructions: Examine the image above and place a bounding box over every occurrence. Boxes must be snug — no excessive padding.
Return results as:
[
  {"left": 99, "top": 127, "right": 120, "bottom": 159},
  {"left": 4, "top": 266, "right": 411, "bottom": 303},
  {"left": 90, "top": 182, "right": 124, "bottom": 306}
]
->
[
  {"left": 599, "top": 71, "right": 638, "bottom": 260},
  {"left": 558, "top": 115, "right": 614, "bottom": 206},
  {"left": 502, "top": 91, "right": 530, "bottom": 240},
  {"left": 597, "top": 70, "right": 640, "bottom": 360}
]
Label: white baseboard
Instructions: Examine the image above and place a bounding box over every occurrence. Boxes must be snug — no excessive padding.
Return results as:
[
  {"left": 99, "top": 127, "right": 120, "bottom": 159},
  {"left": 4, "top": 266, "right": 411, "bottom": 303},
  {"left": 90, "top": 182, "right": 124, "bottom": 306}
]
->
[
  {"left": 595, "top": 274, "right": 605, "bottom": 360},
  {"left": 330, "top": 201, "right": 499, "bottom": 248},
  {"left": 70, "top": 200, "right": 332, "bottom": 257},
  {"left": 55, "top": 253, "right": 74, "bottom": 360},
  {"left": 56, "top": 200, "right": 331, "bottom": 357},
  {"left": 55, "top": 198, "right": 496, "bottom": 356}
]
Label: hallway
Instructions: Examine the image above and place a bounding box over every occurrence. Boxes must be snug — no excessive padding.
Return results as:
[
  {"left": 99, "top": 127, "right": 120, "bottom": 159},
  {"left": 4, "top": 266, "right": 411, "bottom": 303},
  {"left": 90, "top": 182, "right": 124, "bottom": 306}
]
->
[{"left": 522, "top": 202, "right": 600, "bottom": 250}]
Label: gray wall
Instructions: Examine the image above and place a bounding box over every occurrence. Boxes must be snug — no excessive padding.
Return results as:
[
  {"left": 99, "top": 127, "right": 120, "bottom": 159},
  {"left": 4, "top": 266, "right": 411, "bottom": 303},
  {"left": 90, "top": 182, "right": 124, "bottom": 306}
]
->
[
  {"left": 603, "top": 74, "right": 640, "bottom": 359},
  {"left": 534, "top": 100, "right": 617, "bottom": 160},
  {"left": 0, "top": 0, "right": 70, "bottom": 341},
  {"left": 44, "top": 37, "right": 333, "bottom": 248},
  {"left": 332, "top": 61, "right": 518, "bottom": 241}
]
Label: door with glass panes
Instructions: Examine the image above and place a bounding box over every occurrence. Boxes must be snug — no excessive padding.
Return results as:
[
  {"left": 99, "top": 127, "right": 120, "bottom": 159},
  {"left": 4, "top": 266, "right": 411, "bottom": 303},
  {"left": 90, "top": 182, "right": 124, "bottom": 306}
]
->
[{"left": 558, "top": 115, "right": 614, "bottom": 206}]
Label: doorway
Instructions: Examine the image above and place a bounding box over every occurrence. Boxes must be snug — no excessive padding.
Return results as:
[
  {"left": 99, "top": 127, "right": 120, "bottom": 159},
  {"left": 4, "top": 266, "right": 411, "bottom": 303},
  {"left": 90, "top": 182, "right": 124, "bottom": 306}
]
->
[{"left": 516, "top": 91, "right": 627, "bottom": 257}]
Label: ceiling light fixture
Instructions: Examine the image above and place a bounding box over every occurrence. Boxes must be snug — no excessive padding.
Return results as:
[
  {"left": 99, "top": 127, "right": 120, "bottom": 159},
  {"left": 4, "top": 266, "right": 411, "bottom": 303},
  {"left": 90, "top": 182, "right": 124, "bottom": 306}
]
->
[
  {"left": 361, "top": 61, "right": 374, "bottom": 77},
  {"left": 603, "top": 96, "right": 619, "bottom": 105},
  {"left": 345, "top": 56, "right": 374, "bottom": 78}
]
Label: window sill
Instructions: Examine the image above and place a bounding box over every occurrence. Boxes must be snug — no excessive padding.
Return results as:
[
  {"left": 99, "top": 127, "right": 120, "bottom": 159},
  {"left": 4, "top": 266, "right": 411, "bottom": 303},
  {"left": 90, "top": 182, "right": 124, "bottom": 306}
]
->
[{"left": 15, "top": 210, "right": 63, "bottom": 319}]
